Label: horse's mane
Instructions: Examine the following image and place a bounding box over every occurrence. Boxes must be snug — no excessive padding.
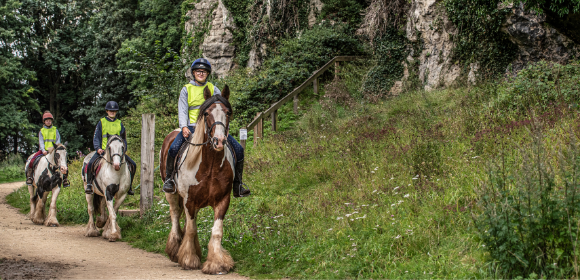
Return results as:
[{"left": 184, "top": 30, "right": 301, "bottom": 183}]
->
[
  {"left": 185, "top": 95, "right": 231, "bottom": 170},
  {"left": 197, "top": 94, "right": 233, "bottom": 120}
]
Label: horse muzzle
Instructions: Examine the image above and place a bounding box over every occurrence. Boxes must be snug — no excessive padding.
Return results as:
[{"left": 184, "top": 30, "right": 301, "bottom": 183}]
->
[
  {"left": 114, "top": 163, "right": 121, "bottom": 171},
  {"left": 60, "top": 166, "right": 68, "bottom": 174},
  {"left": 212, "top": 137, "right": 226, "bottom": 151}
]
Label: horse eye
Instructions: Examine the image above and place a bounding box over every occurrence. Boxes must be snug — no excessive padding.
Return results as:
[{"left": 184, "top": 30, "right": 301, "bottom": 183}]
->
[{"left": 204, "top": 112, "right": 209, "bottom": 116}]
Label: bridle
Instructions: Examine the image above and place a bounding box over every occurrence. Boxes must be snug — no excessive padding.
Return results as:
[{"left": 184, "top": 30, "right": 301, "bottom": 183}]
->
[
  {"left": 104, "top": 136, "right": 126, "bottom": 165},
  {"left": 46, "top": 145, "right": 67, "bottom": 174},
  {"left": 187, "top": 101, "right": 231, "bottom": 149}
]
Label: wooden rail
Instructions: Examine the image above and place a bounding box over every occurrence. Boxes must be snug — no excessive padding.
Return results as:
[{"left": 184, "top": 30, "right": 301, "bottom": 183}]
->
[{"left": 242, "top": 56, "right": 363, "bottom": 147}]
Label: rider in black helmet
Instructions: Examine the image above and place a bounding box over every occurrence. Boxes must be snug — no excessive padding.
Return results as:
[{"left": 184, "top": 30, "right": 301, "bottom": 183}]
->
[
  {"left": 84, "top": 101, "right": 137, "bottom": 195},
  {"left": 162, "top": 58, "right": 251, "bottom": 197}
]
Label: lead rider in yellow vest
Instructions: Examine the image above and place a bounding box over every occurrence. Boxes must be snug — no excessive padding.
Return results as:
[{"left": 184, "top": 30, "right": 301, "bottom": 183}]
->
[
  {"left": 84, "top": 101, "right": 137, "bottom": 195},
  {"left": 162, "top": 58, "right": 251, "bottom": 198}
]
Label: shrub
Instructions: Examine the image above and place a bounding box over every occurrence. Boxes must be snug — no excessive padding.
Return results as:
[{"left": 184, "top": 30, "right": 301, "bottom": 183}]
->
[
  {"left": 0, "top": 153, "right": 25, "bottom": 182},
  {"left": 492, "top": 61, "right": 580, "bottom": 114},
  {"left": 225, "top": 24, "right": 366, "bottom": 125},
  {"left": 474, "top": 127, "right": 580, "bottom": 278}
]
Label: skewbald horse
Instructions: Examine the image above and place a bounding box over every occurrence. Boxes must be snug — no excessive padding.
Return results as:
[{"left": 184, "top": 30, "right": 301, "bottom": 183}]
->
[
  {"left": 81, "top": 134, "right": 131, "bottom": 241},
  {"left": 160, "top": 85, "right": 235, "bottom": 274},
  {"left": 25, "top": 144, "right": 68, "bottom": 226}
]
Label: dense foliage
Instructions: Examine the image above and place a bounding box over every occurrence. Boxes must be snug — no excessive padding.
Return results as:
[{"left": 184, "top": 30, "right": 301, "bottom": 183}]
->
[
  {"left": 224, "top": 24, "right": 366, "bottom": 126},
  {"left": 0, "top": 0, "right": 186, "bottom": 156}
]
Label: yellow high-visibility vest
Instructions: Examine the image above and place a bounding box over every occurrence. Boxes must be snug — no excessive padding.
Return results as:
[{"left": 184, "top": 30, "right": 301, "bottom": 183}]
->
[
  {"left": 100, "top": 117, "right": 122, "bottom": 149},
  {"left": 41, "top": 126, "right": 57, "bottom": 149},
  {"left": 186, "top": 82, "right": 214, "bottom": 125}
]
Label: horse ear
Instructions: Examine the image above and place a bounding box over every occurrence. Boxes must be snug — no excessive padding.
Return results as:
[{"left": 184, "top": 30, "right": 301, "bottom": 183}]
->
[
  {"left": 221, "top": 85, "right": 230, "bottom": 100},
  {"left": 203, "top": 86, "right": 212, "bottom": 100}
]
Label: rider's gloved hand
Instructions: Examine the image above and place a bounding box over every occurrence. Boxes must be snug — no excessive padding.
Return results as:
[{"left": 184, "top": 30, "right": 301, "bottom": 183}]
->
[
  {"left": 42, "top": 151, "right": 48, "bottom": 155},
  {"left": 182, "top": 127, "right": 190, "bottom": 138},
  {"left": 98, "top": 149, "right": 104, "bottom": 155}
]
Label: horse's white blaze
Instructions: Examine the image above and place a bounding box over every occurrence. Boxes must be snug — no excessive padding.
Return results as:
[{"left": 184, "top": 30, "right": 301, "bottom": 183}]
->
[{"left": 210, "top": 104, "right": 227, "bottom": 139}]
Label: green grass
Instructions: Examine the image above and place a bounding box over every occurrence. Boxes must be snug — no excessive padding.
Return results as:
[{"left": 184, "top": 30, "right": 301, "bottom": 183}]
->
[
  {"left": 5, "top": 61, "right": 580, "bottom": 278},
  {"left": 0, "top": 153, "right": 26, "bottom": 184}
]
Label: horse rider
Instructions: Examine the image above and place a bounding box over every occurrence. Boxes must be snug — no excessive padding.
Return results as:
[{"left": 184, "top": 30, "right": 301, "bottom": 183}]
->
[
  {"left": 26, "top": 111, "right": 70, "bottom": 187},
  {"left": 162, "top": 58, "right": 251, "bottom": 197},
  {"left": 84, "top": 101, "right": 136, "bottom": 195}
]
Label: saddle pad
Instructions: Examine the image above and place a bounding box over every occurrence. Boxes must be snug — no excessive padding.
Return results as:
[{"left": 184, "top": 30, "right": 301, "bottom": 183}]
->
[
  {"left": 84, "top": 159, "right": 103, "bottom": 177},
  {"left": 29, "top": 151, "right": 44, "bottom": 169}
]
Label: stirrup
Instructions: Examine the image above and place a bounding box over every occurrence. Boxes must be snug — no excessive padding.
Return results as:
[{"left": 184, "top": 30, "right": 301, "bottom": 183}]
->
[
  {"left": 234, "top": 182, "right": 251, "bottom": 198},
  {"left": 85, "top": 183, "right": 94, "bottom": 195},
  {"left": 162, "top": 179, "right": 176, "bottom": 194}
]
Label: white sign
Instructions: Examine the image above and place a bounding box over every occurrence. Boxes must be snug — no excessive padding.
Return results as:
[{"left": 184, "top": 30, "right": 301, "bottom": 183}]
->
[{"left": 239, "top": 128, "right": 248, "bottom": 140}]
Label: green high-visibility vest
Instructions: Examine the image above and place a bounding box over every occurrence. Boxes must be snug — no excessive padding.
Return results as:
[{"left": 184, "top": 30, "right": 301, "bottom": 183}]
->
[
  {"left": 100, "top": 117, "right": 122, "bottom": 149},
  {"left": 186, "top": 82, "right": 214, "bottom": 125},
  {"left": 41, "top": 126, "right": 57, "bottom": 149}
]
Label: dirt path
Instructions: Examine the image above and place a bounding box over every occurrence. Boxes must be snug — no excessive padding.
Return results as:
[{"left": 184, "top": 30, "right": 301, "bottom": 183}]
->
[{"left": 0, "top": 182, "right": 246, "bottom": 279}]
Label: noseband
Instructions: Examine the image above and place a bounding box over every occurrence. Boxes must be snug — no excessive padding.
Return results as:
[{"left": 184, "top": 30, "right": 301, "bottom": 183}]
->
[
  {"left": 105, "top": 136, "right": 126, "bottom": 165},
  {"left": 188, "top": 101, "right": 230, "bottom": 148}
]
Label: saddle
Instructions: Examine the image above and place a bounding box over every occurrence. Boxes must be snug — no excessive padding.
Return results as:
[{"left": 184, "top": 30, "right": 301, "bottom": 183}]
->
[
  {"left": 27, "top": 155, "right": 44, "bottom": 175},
  {"left": 83, "top": 157, "right": 103, "bottom": 178},
  {"left": 172, "top": 135, "right": 236, "bottom": 176}
]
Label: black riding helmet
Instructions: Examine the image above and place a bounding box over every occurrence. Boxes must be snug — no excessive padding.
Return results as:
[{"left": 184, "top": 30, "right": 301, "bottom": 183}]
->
[
  {"left": 105, "top": 101, "right": 119, "bottom": 111},
  {"left": 191, "top": 58, "right": 212, "bottom": 74}
]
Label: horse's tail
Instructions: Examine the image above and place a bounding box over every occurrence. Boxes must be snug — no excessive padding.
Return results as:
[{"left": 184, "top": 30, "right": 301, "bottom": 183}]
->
[{"left": 93, "top": 194, "right": 103, "bottom": 215}]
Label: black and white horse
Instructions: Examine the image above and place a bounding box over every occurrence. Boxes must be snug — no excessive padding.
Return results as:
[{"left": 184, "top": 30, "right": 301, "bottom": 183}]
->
[
  {"left": 81, "top": 135, "right": 131, "bottom": 241},
  {"left": 24, "top": 144, "right": 68, "bottom": 226}
]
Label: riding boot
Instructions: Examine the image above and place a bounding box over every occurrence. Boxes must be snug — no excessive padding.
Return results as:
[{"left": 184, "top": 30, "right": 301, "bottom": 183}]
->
[
  {"left": 62, "top": 173, "right": 70, "bottom": 188},
  {"left": 85, "top": 169, "right": 94, "bottom": 195},
  {"left": 25, "top": 165, "right": 34, "bottom": 186},
  {"left": 233, "top": 159, "right": 251, "bottom": 198},
  {"left": 162, "top": 155, "right": 177, "bottom": 194},
  {"left": 127, "top": 162, "right": 135, "bottom": 195}
]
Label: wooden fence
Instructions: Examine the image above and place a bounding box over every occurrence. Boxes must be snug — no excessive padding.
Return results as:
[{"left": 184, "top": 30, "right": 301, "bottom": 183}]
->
[{"left": 240, "top": 56, "right": 363, "bottom": 148}]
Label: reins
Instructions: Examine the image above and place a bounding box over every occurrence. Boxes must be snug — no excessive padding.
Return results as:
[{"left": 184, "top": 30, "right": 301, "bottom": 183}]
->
[
  {"left": 102, "top": 136, "right": 126, "bottom": 165},
  {"left": 177, "top": 100, "right": 231, "bottom": 172}
]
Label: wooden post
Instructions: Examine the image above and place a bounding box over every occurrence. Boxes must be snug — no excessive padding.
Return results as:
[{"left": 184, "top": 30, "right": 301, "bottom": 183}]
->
[
  {"left": 335, "top": 61, "right": 339, "bottom": 80},
  {"left": 293, "top": 95, "right": 298, "bottom": 114},
  {"left": 313, "top": 78, "right": 318, "bottom": 95},
  {"left": 140, "top": 114, "right": 155, "bottom": 217},
  {"left": 253, "top": 113, "right": 263, "bottom": 147},
  {"left": 271, "top": 110, "right": 277, "bottom": 132},
  {"left": 239, "top": 128, "right": 247, "bottom": 150}
]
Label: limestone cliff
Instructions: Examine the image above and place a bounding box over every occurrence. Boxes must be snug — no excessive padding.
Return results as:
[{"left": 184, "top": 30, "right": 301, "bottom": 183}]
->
[{"left": 184, "top": 0, "right": 235, "bottom": 78}]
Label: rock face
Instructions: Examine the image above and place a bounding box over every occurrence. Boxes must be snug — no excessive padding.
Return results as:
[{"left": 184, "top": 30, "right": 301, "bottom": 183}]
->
[
  {"left": 399, "top": 0, "right": 579, "bottom": 90},
  {"left": 184, "top": 0, "right": 235, "bottom": 78},
  {"left": 405, "top": 0, "right": 460, "bottom": 91},
  {"left": 501, "top": 2, "right": 580, "bottom": 72}
]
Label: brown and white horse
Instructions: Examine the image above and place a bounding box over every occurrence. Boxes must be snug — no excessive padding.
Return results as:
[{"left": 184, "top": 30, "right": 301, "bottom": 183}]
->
[
  {"left": 81, "top": 134, "right": 131, "bottom": 241},
  {"left": 160, "top": 85, "right": 235, "bottom": 274},
  {"left": 24, "top": 144, "right": 68, "bottom": 226}
]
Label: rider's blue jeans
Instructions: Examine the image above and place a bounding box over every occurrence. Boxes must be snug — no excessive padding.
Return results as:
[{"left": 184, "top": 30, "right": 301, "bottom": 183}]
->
[{"left": 168, "top": 126, "right": 244, "bottom": 162}]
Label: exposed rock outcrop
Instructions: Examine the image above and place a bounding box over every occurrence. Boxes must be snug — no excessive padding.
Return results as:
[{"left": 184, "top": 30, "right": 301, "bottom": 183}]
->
[
  {"left": 184, "top": 0, "right": 236, "bottom": 78},
  {"left": 406, "top": 0, "right": 460, "bottom": 91},
  {"left": 501, "top": 2, "right": 580, "bottom": 71},
  {"left": 398, "top": 0, "right": 579, "bottom": 90}
]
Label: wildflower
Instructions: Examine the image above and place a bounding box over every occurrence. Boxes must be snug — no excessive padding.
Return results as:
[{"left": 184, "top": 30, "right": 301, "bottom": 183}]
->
[
  {"left": 404, "top": 194, "right": 410, "bottom": 198},
  {"left": 345, "top": 214, "right": 351, "bottom": 217},
  {"left": 372, "top": 190, "right": 377, "bottom": 193},
  {"left": 328, "top": 228, "right": 333, "bottom": 231},
  {"left": 371, "top": 171, "right": 375, "bottom": 173},
  {"left": 352, "top": 243, "right": 356, "bottom": 246},
  {"left": 391, "top": 204, "right": 395, "bottom": 207},
  {"left": 394, "top": 235, "right": 401, "bottom": 239},
  {"left": 337, "top": 217, "right": 343, "bottom": 220},
  {"left": 393, "top": 186, "right": 399, "bottom": 190}
]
